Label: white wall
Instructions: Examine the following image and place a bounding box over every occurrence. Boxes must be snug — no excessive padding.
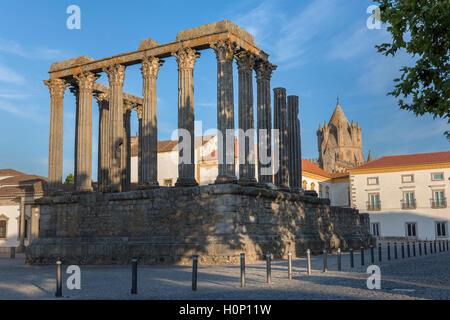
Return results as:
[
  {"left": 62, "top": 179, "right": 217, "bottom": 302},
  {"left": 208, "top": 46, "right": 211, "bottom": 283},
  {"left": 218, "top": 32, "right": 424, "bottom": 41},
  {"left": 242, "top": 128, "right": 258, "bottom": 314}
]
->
[
  {"left": 0, "top": 205, "right": 20, "bottom": 248},
  {"left": 352, "top": 168, "right": 450, "bottom": 240}
]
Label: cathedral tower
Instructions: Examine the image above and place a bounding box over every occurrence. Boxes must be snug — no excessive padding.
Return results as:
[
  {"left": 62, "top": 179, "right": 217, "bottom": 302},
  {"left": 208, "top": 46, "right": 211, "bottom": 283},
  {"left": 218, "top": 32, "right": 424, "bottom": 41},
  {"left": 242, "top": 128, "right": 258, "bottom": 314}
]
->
[{"left": 317, "top": 98, "right": 366, "bottom": 173}]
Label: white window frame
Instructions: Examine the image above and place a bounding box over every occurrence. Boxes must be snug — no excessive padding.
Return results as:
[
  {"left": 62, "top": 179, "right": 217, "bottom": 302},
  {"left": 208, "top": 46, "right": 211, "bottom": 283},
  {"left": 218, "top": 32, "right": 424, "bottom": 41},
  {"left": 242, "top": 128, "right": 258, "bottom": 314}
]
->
[
  {"left": 371, "top": 222, "right": 380, "bottom": 237},
  {"left": 401, "top": 174, "right": 414, "bottom": 183},
  {"left": 405, "top": 222, "right": 418, "bottom": 238},
  {"left": 435, "top": 221, "right": 448, "bottom": 238},
  {"left": 431, "top": 172, "right": 444, "bottom": 181},
  {"left": 367, "top": 177, "right": 379, "bottom": 186}
]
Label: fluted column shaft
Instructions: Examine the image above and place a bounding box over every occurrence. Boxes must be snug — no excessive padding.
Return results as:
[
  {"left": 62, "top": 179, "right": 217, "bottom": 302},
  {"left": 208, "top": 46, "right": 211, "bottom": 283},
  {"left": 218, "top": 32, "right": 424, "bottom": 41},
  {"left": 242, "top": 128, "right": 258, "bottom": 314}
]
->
[
  {"left": 121, "top": 108, "right": 131, "bottom": 191},
  {"left": 104, "top": 64, "right": 126, "bottom": 192},
  {"left": 255, "top": 61, "right": 277, "bottom": 184},
  {"left": 288, "top": 95, "right": 301, "bottom": 190},
  {"left": 136, "top": 107, "right": 143, "bottom": 185},
  {"left": 95, "top": 93, "right": 110, "bottom": 192},
  {"left": 274, "top": 88, "right": 289, "bottom": 188},
  {"left": 236, "top": 51, "right": 256, "bottom": 183},
  {"left": 44, "top": 79, "right": 68, "bottom": 193},
  {"left": 211, "top": 40, "right": 237, "bottom": 184},
  {"left": 74, "top": 72, "right": 98, "bottom": 192},
  {"left": 141, "top": 56, "right": 163, "bottom": 188},
  {"left": 173, "top": 48, "right": 199, "bottom": 187}
]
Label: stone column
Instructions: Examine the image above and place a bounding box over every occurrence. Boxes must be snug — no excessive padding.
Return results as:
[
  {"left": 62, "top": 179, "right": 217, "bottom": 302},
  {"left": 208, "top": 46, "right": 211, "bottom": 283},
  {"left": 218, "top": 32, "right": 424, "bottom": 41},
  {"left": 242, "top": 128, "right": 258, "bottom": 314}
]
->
[
  {"left": 95, "top": 92, "right": 110, "bottom": 192},
  {"left": 121, "top": 105, "right": 132, "bottom": 192},
  {"left": 235, "top": 51, "right": 256, "bottom": 184},
  {"left": 136, "top": 106, "right": 143, "bottom": 185},
  {"left": 104, "top": 64, "right": 126, "bottom": 192},
  {"left": 73, "top": 72, "right": 99, "bottom": 192},
  {"left": 140, "top": 56, "right": 163, "bottom": 188},
  {"left": 273, "top": 88, "right": 289, "bottom": 188},
  {"left": 70, "top": 86, "right": 80, "bottom": 190},
  {"left": 18, "top": 197, "right": 25, "bottom": 251},
  {"left": 288, "top": 95, "right": 302, "bottom": 191},
  {"left": 255, "top": 61, "right": 277, "bottom": 184},
  {"left": 172, "top": 48, "right": 200, "bottom": 187},
  {"left": 44, "top": 78, "right": 68, "bottom": 193},
  {"left": 211, "top": 40, "right": 237, "bottom": 184}
]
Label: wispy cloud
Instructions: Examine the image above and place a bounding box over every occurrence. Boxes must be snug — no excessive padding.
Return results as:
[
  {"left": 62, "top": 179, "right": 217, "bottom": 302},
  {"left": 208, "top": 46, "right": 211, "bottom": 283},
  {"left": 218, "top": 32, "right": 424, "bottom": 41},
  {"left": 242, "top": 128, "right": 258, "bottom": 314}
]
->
[
  {"left": 0, "top": 63, "right": 25, "bottom": 85},
  {"left": 233, "top": 0, "right": 348, "bottom": 68},
  {"left": 0, "top": 38, "right": 69, "bottom": 61},
  {"left": 0, "top": 99, "right": 46, "bottom": 122}
]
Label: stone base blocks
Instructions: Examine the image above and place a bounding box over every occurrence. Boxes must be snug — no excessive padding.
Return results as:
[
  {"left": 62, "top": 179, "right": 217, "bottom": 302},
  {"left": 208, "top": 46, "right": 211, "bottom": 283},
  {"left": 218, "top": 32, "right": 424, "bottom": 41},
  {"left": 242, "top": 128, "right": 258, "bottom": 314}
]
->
[{"left": 27, "top": 184, "right": 374, "bottom": 265}]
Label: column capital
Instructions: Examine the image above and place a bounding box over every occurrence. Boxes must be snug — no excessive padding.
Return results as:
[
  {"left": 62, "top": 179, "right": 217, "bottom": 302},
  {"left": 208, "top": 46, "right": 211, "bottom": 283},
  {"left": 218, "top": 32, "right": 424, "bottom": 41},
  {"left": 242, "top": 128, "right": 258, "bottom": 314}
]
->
[
  {"left": 255, "top": 60, "right": 277, "bottom": 81},
  {"left": 172, "top": 47, "right": 200, "bottom": 70},
  {"left": 104, "top": 64, "right": 126, "bottom": 86},
  {"left": 43, "top": 78, "right": 69, "bottom": 97},
  {"left": 123, "top": 101, "right": 135, "bottom": 113},
  {"left": 235, "top": 51, "right": 256, "bottom": 72},
  {"left": 210, "top": 40, "right": 236, "bottom": 62},
  {"left": 135, "top": 105, "right": 143, "bottom": 119},
  {"left": 94, "top": 92, "right": 109, "bottom": 103},
  {"left": 74, "top": 72, "right": 100, "bottom": 92},
  {"left": 141, "top": 56, "right": 164, "bottom": 79}
]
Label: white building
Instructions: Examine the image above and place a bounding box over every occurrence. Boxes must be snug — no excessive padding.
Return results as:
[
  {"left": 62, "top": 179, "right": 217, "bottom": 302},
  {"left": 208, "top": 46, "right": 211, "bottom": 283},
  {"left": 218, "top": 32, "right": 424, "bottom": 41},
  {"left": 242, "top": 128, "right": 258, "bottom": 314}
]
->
[
  {"left": 349, "top": 151, "right": 450, "bottom": 240},
  {"left": 0, "top": 169, "right": 46, "bottom": 252}
]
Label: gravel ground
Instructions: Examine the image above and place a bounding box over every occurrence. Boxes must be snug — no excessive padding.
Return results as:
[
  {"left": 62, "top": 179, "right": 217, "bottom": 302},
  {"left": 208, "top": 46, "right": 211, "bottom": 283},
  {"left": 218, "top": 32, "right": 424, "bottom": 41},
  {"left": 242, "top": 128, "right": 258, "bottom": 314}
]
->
[{"left": 1, "top": 246, "right": 449, "bottom": 300}]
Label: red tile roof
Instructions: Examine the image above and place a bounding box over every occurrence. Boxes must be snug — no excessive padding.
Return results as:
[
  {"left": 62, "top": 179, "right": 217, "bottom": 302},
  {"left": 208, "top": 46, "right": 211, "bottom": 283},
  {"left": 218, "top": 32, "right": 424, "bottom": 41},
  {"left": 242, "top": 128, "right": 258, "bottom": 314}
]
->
[
  {"left": 351, "top": 151, "right": 450, "bottom": 170},
  {"left": 0, "top": 169, "right": 24, "bottom": 177},
  {"left": 302, "top": 159, "right": 332, "bottom": 178}
]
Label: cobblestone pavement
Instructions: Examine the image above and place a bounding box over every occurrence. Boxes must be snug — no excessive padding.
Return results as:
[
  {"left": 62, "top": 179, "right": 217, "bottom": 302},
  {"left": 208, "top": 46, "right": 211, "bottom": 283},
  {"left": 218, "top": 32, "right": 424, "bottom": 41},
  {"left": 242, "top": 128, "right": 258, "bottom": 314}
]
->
[{"left": 0, "top": 247, "right": 449, "bottom": 300}]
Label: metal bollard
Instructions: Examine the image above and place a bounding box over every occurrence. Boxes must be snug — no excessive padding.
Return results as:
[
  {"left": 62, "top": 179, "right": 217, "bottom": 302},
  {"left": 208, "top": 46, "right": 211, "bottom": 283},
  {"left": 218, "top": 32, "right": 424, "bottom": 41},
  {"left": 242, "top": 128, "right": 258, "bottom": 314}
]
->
[
  {"left": 192, "top": 255, "right": 198, "bottom": 291},
  {"left": 430, "top": 241, "right": 433, "bottom": 254},
  {"left": 323, "top": 250, "right": 328, "bottom": 273},
  {"left": 424, "top": 241, "right": 427, "bottom": 255},
  {"left": 337, "top": 248, "right": 342, "bottom": 271},
  {"left": 10, "top": 247, "right": 15, "bottom": 259},
  {"left": 387, "top": 243, "right": 391, "bottom": 260},
  {"left": 413, "top": 242, "right": 416, "bottom": 257},
  {"left": 370, "top": 245, "right": 374, "bottom": 263},
  {"left": 378, "top": 243, "right": 382, "bottom": 262},
  {"left": 350, "top": 248, "right": 354, "bottom": 268},
  {"left": 401, "top": 243, "right": 405, "bottom": 258},
  {"left": 266, "top": 252, "right": 271, "bottom": 283},
  {"left": 240, "top": 253, "right": 245, "bottom": 288},
  {"left": 407, "top": 242, "right": 410, "bottom": 257},
  {"left": 131, "top": 257, "right": 137, "bottom": 295},
  {"left": 419, "top": 242, "right": 422, "bottom": 256},
  {"left": 439, "top": 241, "right": 442, "bottom": 252},
  {"left": 360, "top": 247, "right": 365, "bottom": 266},
  {"left": 55, "top": 260, "right": 62, "bottom": 298},
  {"left": 288, "top": 251, "right": 292, "bottom": 280},
  {"left": 447, "top": 240, "right": 449, "bottom": 251},
  {"left": 306, "top": 249, "right": 312, "bottom": 276},
  {"left": 434, "top": 241, "right": 437, "bottom": 253},
  {"left": 394, "top": 242, "right": 398, "bottom": 259}
]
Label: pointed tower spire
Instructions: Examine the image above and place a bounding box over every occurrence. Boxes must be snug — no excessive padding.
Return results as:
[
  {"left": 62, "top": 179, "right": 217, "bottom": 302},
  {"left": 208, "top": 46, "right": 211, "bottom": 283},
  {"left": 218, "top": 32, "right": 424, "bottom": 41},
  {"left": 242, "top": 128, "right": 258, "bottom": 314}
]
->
[
  {"left": 367, "top": 150, "right": 373, "bottom": 162},
  {"left": 329, "top": 97, "right": 349, "bottom": 126}
]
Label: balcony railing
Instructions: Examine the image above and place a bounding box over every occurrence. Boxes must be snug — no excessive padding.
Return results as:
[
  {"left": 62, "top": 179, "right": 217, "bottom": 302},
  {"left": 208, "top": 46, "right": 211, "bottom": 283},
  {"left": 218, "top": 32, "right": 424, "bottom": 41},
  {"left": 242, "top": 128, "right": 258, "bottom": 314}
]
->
[
  {"left": 401, "top": 199, "right": 416, "bottom": 209},
  {"left": 430, "top": 198, "right": 447, "bottom": 208},
  {"left": 366, "top": 201, "right": 381, "bottom": 211}
]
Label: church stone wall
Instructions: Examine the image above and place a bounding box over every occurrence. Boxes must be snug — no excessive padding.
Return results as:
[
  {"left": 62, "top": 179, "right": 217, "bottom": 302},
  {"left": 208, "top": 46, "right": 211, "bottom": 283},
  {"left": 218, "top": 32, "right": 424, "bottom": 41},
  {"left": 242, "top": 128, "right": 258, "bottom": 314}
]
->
[{"left": 26, "top": 184, "right": 374, "bottom": 265}]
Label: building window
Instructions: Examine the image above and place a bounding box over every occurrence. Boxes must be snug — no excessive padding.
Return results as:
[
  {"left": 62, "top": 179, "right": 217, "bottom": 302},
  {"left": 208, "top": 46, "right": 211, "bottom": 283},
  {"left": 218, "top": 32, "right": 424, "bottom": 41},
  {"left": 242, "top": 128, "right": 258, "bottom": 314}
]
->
[
  {"left": 405, "top": 222, "right": 417, "bottom": 238},
  {"left": 367, "top": 177, "right": 379, "bottom": 185},
  {"left": 431, "top": 172, "right": 444, "bottom": 181},
  {"left": 0, "top": 219, "right": 7, "bottom": 239},
  {"left": 319, "top": 184, "right": 323, "bottom": 197},
  {"left": 371, "top": 223, "right": 380, "bottom": 237},
  {"left": 401, "top": 191, "right": 416, "bottom": 209},
  {"left": 163, "top": 179, "right": 173, "bottom": 187},
  {"left": 326, "top": 186, "right": 330, "bottom": 199},
  {"left": 367, "top": 193, "right": 381, "bottom": 211},
  {"left": 435, "top": 222, "right": 448, "bottom": 238},
  {"left": 303, "top": 180, "right": 307, "bottom": 189},
  {"left": 401, "top": 174, "right": 414, "bottom": 183},
  {"left": 310, "top": 182, "right": 315, "bottom": 191},
  {"left": 431, "top": 190, "right": 447, "bottom": 208}
]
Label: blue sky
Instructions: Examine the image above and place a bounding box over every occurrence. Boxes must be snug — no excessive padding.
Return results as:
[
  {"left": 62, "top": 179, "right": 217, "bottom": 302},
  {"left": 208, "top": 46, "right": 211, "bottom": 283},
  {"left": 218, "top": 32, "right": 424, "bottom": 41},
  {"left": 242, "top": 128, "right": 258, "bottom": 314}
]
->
[{"left": 0, "top": 0, "right": 448, "bottom": 180}]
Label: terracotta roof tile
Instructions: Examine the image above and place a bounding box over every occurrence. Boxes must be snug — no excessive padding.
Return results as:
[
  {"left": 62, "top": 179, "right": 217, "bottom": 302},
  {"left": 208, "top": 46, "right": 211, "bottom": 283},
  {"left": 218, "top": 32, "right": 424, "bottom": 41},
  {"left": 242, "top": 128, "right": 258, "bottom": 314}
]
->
[
  {"left": 351, "top": 151, "right": 450, "bottom": 170},
  {"left": 0, "top": 169, "right": 24, "bottom": 177},
  {"left": 302, "top": 159, "right": 331, "bottom": 178}
]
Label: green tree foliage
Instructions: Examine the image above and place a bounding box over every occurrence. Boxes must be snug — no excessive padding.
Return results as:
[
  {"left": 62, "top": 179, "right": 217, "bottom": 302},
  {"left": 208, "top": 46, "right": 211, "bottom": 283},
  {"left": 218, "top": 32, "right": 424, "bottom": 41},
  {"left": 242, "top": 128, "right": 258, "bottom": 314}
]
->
[
  {"left": 64, "top": 173, "right": 74, "bottom": 184},
  {"left": 374, "top": 0, "right": 449, "bottom": 139}
]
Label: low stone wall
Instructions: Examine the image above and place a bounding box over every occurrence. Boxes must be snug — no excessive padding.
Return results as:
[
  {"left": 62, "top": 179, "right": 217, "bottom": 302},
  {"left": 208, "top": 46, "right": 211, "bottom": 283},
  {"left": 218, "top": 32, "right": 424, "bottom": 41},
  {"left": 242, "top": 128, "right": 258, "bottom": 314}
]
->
[{"left": 26, "top": 184, "right": 374, "bottom": 265}]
